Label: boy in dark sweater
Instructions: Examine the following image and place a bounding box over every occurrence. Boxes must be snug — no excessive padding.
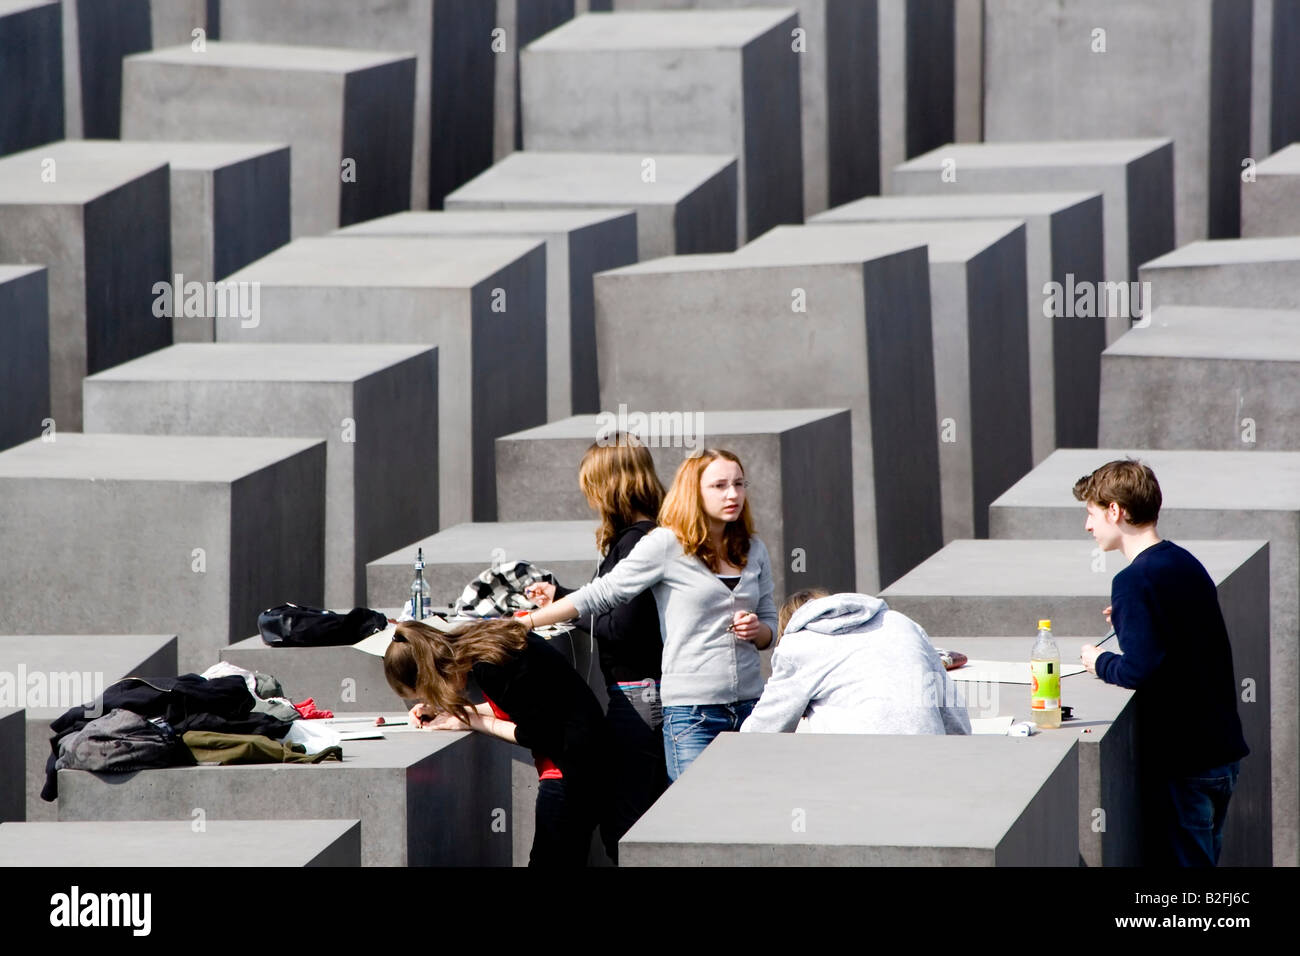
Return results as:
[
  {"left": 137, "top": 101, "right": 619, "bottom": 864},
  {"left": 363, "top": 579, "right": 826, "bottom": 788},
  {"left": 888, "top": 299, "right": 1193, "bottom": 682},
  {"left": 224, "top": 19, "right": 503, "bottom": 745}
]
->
[{"left": 1076, "top": 459, "right": 1249, "bottom": 867}]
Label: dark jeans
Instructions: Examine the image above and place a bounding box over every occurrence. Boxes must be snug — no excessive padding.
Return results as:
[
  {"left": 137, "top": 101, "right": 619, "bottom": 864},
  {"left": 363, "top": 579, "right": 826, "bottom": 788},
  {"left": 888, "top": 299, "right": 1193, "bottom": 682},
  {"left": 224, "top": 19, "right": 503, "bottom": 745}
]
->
[
  {"left": 600, "top": 680, "right": 669, "bottom": 865},
  {"left": 530, "top": 776, "right": 598, "bottom": 868},
  {"left": 1162, "top": 761, "right": 1241, "bottom": 867}
]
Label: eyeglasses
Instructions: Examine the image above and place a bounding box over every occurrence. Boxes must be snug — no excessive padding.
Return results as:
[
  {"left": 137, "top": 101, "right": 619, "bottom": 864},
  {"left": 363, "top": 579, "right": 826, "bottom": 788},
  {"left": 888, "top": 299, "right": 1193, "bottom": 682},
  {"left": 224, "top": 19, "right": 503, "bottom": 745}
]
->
[{"left": 705, "top": 480, "right": 749, "bottom": 492}]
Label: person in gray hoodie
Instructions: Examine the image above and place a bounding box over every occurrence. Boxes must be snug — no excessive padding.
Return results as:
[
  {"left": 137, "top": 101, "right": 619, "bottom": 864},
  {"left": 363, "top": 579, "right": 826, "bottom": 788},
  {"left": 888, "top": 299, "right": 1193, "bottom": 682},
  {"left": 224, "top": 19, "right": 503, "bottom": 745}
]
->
[{"left": 740, "top": 590, "right": 971, "bottom": 735}]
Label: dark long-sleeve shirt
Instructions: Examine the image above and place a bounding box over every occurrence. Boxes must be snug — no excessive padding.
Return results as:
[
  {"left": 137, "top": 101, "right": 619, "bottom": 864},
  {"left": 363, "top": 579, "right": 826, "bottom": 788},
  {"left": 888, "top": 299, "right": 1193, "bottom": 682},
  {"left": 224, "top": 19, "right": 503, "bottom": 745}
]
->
[
  {"left": 1096, "top": 540, "right": 1249, "bottom": 774},
  {"left": 471, "top": 634, "right": 608, "bottom": 787},
  {"left": 556, "top": 520, "right": 663, "bottom": 686}
]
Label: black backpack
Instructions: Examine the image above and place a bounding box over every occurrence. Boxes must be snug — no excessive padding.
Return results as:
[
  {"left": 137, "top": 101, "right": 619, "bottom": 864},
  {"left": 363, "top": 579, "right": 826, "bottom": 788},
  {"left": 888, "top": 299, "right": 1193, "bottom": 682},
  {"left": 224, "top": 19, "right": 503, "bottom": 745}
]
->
[{"left": 258, "top": 604, "right": 389, "bottom": 648}]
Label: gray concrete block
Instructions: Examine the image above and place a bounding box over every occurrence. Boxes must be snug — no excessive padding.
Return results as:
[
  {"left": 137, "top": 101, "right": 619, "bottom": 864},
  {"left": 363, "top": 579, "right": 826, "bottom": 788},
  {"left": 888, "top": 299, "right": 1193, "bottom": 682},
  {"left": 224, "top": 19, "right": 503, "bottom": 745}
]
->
[
  {"left": 0, "top": 434, "right": 326, "bottom": 674},
  {"left": 892, "top": 139, "right": 1175, "bottom": 344},
  {"left": 83, "top": 343, "right": 438, "bottom": 608},
  {"left": 0, "top": 0, "right": 62, "bottom": 155},
  {"left": 1141, "top": 237, "right": 1300, "bottom": 312},
  {"left": 0, "top": 633, "right": 177, "bottom": 823},
  {"left": 881, "top": 537, "right": 1272, "bottom": 865},
  {"left": 445, "top": 150, "right": 739, "bottom": 260},
  {"left": 215, "top": 236, "right": 547, "bottom": 527},
  {"left": 57, "top": 722, "right": 512, "bottom": 866},
  {"left": 92, "top": 140, "right": 291, "bottom": 342},
  {"left": 990, "top": 448, "right": 1300, "bottom": 866},
  {"left": 1244, "top": 144, "right": 1300, "bottom": 238},
  {"left": 367, "top": 521, "right": 599, "bottom": 610},
  {"left": 620, "top": 732, "right": 1079, "bottom": 866},
  {"left": 221, "top": 635, "right": 397, "bottom": 714},
  {"left": 952, "top": 635, "right": 1139, "bottom": 867},
  {"left": 521, "top": 9, "right": 801, "bottom": 242},
  {"left": 334, "top": 208, "right": 638, "bottom": 419},
  {"left": 61, "top": 0, "right": 151, "bottom": 139},
  {"left": 811, "top": 191, "right": 1107, "bottom": 460},
  {"left": 495, "top": 409, "right": 856, "bottom": 600},
  {"left": 0, "top": 708, "right": 22, "bottom": 823},
  {"left": 149, "top": 0, "right": 209, "bottom": 47},
  {"left": 0, "top": 141, "right": 171, "bottom": 429},
  {"left": 984, "top": 0, "right": 1251, "bottom": 244},
  {"left": 1266, "top": 0, "right": 1300, "bottom": 153},
  {"left": 878, "top": 0, "right": 957, "bottom": 183},
  {"left": 585, "top": 0, "right": 879, "bottom": 215},
  {"left": 493, "top": 0, "right": 575, "bottom": 160},
  {"left": 122, "top": 41, "right": 416, "bottom": 237},
  {"left": 594, "top": 238, "right": 940, "bottom": 592},
  {"left": 219, "top": 0, "right": 496, "bottom": 211},
  {"left": 0, "top": 819, "right": 361, "bottom": 866},
  {"left": 0, "top": 264, "right": 49, "bottom": 453},
  {"left": 1097, "top": 306, "right": 1300, "bottom": 451},
  {"left": 741, "top": 222, "right": 1032, "bottom": 543}
]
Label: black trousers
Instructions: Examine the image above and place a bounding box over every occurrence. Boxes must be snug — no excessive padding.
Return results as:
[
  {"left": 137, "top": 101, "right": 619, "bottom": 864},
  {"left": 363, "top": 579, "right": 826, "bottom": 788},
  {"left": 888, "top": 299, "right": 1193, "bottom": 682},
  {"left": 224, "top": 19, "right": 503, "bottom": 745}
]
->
[
  {"left": 599, "top": 681, "right": 669, "bottom": 865},
  {"left": 530, "top": 776, "right": 599, "bottom": 867}
]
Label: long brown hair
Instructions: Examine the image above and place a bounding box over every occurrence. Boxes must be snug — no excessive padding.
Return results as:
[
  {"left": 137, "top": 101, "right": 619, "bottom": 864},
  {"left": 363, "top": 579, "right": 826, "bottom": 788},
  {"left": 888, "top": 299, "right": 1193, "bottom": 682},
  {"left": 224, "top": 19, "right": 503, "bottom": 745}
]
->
[
  {"left": 383, "top": 619, "right": 528, "bottom": 725},
  {"left": 659, "top": 449, "right": 754, "bottom": 573},
  {"left": 578, "top": 432, "right": 665, "bottom": 554}
]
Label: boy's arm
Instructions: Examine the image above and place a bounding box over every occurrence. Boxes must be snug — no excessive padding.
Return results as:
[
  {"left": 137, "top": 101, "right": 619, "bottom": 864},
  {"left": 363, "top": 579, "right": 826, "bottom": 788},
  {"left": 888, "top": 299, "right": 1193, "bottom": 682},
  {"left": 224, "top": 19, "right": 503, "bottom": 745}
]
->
[
  {"left": 739, "top": 639, "right": 822, "bottom": 733},
  {"left": 1095, "top": 575, "right": 1166, "bottom": 689}
]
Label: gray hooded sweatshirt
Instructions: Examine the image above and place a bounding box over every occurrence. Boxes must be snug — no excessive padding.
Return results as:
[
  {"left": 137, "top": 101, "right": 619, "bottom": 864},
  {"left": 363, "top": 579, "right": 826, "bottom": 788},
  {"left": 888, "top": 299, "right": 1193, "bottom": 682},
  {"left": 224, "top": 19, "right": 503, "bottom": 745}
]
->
[{"left": 740, "top": 593, "right": 971, "bottom": 735}]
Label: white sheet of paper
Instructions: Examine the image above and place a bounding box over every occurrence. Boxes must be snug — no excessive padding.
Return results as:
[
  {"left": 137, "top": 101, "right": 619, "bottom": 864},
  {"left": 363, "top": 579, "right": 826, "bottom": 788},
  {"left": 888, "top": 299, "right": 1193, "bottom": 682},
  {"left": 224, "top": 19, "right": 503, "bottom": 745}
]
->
[
  {"left": 969, "top": 716, "right": 1016, "bottom": 735},
  {"left": 948, "top": 659, "right": 1086, "bottom": 684}
]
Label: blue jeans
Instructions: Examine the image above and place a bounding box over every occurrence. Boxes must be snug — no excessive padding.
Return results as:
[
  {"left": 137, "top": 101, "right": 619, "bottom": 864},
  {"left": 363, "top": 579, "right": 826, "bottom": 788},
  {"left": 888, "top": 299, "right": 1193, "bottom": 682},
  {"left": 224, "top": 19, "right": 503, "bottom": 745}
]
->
[
  {"left": 1163, "top": 761, "right": 1240, "bottom": 867},
  {"left": 662, "top": 700, "right": 757, "bottom": 781}
]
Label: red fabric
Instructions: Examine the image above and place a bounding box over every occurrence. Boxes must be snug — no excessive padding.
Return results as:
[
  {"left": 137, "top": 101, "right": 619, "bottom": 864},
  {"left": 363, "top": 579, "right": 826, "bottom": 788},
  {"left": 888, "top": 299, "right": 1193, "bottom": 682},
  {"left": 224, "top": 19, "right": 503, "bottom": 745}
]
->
[
  {"left": 481, "top": 693, "right": 562, "bottom": 780},
  {"left": 293, "top": 698, "right": 334, "bottom": 720}
]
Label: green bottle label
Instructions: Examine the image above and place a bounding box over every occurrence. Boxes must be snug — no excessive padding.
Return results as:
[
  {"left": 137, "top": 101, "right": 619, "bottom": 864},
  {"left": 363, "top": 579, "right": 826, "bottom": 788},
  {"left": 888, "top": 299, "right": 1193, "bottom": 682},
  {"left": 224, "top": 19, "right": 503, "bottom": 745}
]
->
[{"left": 1031, "top": 660, "right": 1060, "bottom": 710}]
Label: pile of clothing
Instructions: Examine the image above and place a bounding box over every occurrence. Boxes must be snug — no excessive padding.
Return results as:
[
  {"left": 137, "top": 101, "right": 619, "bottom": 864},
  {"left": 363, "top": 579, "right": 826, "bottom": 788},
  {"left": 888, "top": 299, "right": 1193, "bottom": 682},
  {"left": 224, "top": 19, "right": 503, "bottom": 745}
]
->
[{"left": 42, "top": 662, "right": 342, "bottom": 802}]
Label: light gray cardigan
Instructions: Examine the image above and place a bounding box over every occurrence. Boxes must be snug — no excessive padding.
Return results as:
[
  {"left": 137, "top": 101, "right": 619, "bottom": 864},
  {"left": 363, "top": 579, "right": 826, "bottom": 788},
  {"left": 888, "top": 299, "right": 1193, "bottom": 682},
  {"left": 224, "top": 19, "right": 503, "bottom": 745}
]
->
[{"left": 567, "top": 527, "right": 778, "bottom": 707}]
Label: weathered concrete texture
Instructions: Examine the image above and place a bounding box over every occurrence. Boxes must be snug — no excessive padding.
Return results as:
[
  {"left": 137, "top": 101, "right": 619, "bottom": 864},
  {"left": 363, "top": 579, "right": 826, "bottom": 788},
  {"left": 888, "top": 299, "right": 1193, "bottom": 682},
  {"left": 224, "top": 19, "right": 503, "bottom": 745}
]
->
[
  {"left": 494, "top": 0, "right": 575, "bottom": 160},
  {"left": 620, "top": 732, "right": 1079, "bottom": 866},
  {"left": 597, "top": 0, "right": 880, "bottom": 214},
  {"left": 57, "top": 724, "right": 512, "bottom": 866},
  {"left": 219, "top": 0, "right": 496, "bottom": 211},
  {"left": 954, "top": 635, "right": 1139, "bottom": 867},
  {"left": 0, "top": 434, "right": 326, "bottom": 674},
  {"left": 881, "top": 538, "right": 1271, "bottom": 866},
  {"left": 0, "top": 633, "right": 177, "bottom": 823},
  {"left": 367, "top": 521, "right": 599, "bottom": 610},
  {"left": 878, "top": 0, "right": 957, "bottom": 183},
  {"left": 83, "top": 343, "right": 438, "bottom": 608},
  {"left": 0, "top": 141, "right": 171, "bottom": 429},
  {"left": 149, "top": 0, "right": 209, "bottom": 47},
  {"left": 0, "top": 819, "right": 362, "bottom": 866},
  {"left": 1243, "top": 144, "right": 1300, "bottom": 238},
  {"left": 222, "top": 635, "right": 397, "bottom": 714},
  {"left": 1097, "top": 306, "right": 1300, "bottom": 451},
  {"left": 216, "top": 236, "right": 547, "bottom": 527},
  {"left": 521, "top": 9, "right": 801, "bottom": 242},
  {"left": 495, "top": 409, "right": 856, "bottom": 599},
  {"left": 1141, "top": 238, "right": 1300, "bottom": 311},
  {"left": 334, "top": 208, "right": 638, "bottom": 419},
  {"left": 122, "top": 42, "right": 415, "bottom": 237},
  {"left": 811, "top": 192, "right": 1107, "bottom": 460},
  {"left": 0, "top": 708, "right": 21, "bottom": 822},
  {"left": 88, "top": 140, "right": 291, "bottom": 342},
  {"left": 990, "top": 448, "right": 1300, "bottom": 866},
  {"left": 0, "top": 0, "right": 62, "bottom": 156},
  {"left": 984, "top": 0, "right": 1252, "bottom": 243},
  {"left": 892, "top": 139, "right": 1175, "bottom": 344},
  {"left": 445, "top": 150, "right": 739, "bottom": 260},
  {"left": 740, "top": 223, "right": 1031, "bottom": 544},
  {"left": 61, "top": 0, "right": 151, "bottom": 138},
  {"left": 594, "top": 239, "right": 939, "bottom": 593},
  {"left": 0, "top": 265, "right": 49, "bottom": 453}
]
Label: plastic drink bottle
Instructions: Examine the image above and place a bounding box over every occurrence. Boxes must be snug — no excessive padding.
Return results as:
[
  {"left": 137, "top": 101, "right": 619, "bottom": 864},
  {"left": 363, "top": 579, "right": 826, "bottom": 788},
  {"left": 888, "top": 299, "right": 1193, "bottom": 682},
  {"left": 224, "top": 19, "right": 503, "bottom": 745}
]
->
[
  {"left": 1030, "top": 618, "right": 1061, "bottom": 729},
  {"left": 410, "top": 548, "right": 430, "bottom": 621}
]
